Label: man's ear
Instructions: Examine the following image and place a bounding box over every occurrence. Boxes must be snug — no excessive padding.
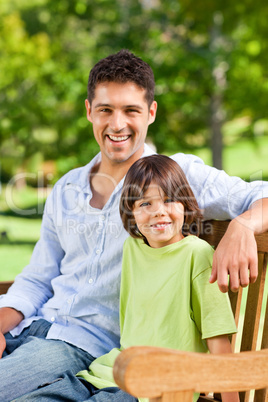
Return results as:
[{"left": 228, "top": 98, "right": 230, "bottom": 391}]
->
[
  {"left": 85, "top": 99, "right": 92, "bottom": 122},
  {"left": 148, "top": 101, "right": 157, "bottom": 125}
]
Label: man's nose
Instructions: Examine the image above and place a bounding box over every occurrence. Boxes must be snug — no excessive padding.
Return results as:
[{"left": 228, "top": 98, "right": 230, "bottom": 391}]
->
[{"left": 109, "top": 111, "right": 126, "bottom": 132}]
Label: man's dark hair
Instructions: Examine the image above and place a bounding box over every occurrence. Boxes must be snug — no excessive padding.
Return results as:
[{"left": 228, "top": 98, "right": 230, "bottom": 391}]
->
[
  {"left": 120, "top": 154, "right": 203, "bottom": 243},
  {"left": 87, "top": 49, "right": 155, "bottom": 107}
]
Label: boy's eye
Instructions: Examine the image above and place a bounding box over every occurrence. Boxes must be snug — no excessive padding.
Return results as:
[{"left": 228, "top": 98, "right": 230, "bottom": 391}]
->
[
  {"left": 164, "top": 198, "right": 174, "bottom": 203},
  {"left": 140, "top": 201, "right": 150, "bottom": 207}
]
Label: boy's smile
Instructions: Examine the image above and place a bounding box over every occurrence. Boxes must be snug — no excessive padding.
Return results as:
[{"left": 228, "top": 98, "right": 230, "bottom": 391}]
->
[{"left": 133, "top": 182, "right": 185, "bottom": 248}]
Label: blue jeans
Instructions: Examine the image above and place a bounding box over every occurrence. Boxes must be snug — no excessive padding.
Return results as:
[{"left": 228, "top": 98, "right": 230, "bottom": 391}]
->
[{"left": 0, "top": 319, "right": 137, "bottom": 402}]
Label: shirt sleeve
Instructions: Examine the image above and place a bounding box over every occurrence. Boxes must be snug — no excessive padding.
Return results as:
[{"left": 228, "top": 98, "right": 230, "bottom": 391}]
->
[
  {"left": 171, "top": 153, "right": 268, "bottom": 220},
  {"left": 0, "top": 187, "right": 65, "bottom": 318},
  {"left": 191, "top": 267, "right": 237, "bottom": 339}
]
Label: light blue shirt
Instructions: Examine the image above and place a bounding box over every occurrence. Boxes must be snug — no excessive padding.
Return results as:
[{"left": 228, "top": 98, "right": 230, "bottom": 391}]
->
[{"left": 0, "top": 144, "right": 267, "bottom": 357}]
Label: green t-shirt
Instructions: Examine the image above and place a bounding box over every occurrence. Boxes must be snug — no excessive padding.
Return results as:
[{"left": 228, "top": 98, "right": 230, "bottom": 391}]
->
[{"left": 78, "top": 236, "right": 237, "bottom": 401}]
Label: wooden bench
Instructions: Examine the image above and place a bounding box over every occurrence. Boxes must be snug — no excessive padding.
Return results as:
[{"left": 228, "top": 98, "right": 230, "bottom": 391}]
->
[
  {"left": 113, "top": 220, "right": 268, "bottom": 402},
  {"left": 0, "top": 281, "right": 13, "bottom": 295}
]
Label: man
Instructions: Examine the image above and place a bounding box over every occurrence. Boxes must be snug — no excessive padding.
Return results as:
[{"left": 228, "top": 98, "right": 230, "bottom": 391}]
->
[{"left": 0, "top": 49, "right": 267, "bottom": 401}]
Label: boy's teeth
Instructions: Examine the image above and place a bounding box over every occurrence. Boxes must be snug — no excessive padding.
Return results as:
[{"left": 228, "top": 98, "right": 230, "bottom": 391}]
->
[{"left": 108, "top": 135, "right": 129, "bottom": 141}]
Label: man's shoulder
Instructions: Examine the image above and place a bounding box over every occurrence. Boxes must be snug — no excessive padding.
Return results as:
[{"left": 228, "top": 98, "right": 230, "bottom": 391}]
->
[{"left": 170, "top": 152, "right": 205, "bottom": 169}]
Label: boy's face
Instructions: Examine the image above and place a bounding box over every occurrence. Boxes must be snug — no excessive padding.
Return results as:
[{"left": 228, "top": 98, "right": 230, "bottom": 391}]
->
[
  {"left": 132, "top": 182, "right": 185, "bottom": 248},
  {"left": 85, "top": 81, "right": 157, "bottom": 167}
]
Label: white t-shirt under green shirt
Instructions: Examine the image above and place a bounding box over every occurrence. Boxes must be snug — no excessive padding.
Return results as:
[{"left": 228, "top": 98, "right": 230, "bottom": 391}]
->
[{"left": 78, "top": 235, "right": 237, "bottom": 400}]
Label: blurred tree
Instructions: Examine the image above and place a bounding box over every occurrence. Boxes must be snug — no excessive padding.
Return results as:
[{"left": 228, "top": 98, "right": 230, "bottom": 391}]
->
[{"left": 0, "top": 0, "right": 267, "bottom": 182}]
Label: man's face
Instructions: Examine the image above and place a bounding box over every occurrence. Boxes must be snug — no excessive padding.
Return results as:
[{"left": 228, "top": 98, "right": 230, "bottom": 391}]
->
[{"left": 85, "top": 82, "right": 157, "bottom": 167}]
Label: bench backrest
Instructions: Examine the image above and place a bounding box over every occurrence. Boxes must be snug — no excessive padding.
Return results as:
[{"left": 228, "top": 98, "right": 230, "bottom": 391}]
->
[
  {"left": 113, "top": 220, "right": 268, "bottom": 402},
  {"left": 0, "top": 281, "right": 13, "bottom": 295},
  {"left": 200, "top": 220, "right": 268, "bottom": 402}
]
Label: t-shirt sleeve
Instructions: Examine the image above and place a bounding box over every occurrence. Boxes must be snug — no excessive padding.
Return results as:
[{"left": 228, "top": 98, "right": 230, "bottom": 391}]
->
[{"left": 192, "top": 267, "right": 237, "bottom": 339}]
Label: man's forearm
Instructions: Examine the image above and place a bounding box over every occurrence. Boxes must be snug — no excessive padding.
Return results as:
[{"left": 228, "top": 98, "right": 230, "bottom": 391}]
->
[
  {"left": 232, "top": 198, "right": 268, "bottom": 234},
  {"left": 0, "top": 307, "right": 24, "bottom": 335}
]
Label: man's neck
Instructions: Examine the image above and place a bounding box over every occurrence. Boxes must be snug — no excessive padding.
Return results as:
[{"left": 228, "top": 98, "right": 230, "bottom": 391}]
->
[{"left": 89, "top": 159, "right": 134, "bottom": 210}]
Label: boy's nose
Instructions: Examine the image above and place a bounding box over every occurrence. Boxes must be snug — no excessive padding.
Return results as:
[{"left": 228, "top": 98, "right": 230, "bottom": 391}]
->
[{"left": 152, "top": 202, "right": 166, "bottom": 217}]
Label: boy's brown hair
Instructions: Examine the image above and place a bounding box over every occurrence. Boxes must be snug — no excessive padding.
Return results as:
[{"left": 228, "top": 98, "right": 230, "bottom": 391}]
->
[{"left": 120, "top": 154, "right": 203, "bottom": 243}]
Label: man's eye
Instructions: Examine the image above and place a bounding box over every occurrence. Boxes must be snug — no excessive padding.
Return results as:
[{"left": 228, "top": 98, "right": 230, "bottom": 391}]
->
[
  {"left": 100, "top": 108, "right": 111, "bottom": 113},
  {"left": 127, "top": 109, "right": 138, "bottom": 113}
]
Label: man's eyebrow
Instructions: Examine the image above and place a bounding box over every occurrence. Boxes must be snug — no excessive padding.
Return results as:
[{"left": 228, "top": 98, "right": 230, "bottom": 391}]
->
[
  {"left": 94, "top": 103, "right": 144, "bottom": 110},
  {"left": 125, "top": 104, "right": 144, "bottom": 110},
  {"left": 94, "top": 103, "right": 111, "bottom": 109}
]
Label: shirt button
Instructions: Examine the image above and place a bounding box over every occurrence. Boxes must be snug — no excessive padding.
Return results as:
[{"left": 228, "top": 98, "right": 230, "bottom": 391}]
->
[
  {"left": 88, "top": 278, "right": 94, "bottom": 284},
  {"left": 67, "top": 298, "right": 72, "bottom": 304},
  {"left": 96, "top": 249, "right": 101, "bottom": 254},
  {"left": 100, "top": 215, "right": 105, "bottom": 221},
  {"left": 51, "top": 317, "right": 55, "bottom": 322}
]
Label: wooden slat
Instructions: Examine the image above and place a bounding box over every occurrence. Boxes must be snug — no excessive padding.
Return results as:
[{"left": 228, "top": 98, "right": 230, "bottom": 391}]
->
[
  {"left": 200, "top": 220, "right": 268, "bottom": 252},
  {"left": 260, "top": 271, "right": 268, "bottom": 350},
  {"left": 149, "top": 391, "right": 194, "bottom": 402},
  {"left": 255, "top": 259, "right": 268, "bottom": 402},
  {"left": 241, "top": 253, "right": 268, "bottom": 352},
  {"left": 0, "top": 281, "right": 13, "bottom": 295},
  {"left": 113, "top": 346, "right": 268, "bottom": 398},
  {"left": 229, "top": 287, "right": 243, "bottom": 352},
  {"left": 200, "top": 220, "right": 230, "bottom": 248},
  {"left": 239, "top": 254, "right": 267, "bottom": 402}
]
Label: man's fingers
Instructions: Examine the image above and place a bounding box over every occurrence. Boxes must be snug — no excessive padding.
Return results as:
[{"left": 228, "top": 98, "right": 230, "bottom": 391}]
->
[
  {"left": 212, "top": 259, "right": 229, "bottom": 293},
  {"left": 228, "top": 267, "right": 240, "bottom": 293},
  {"left": 209, "top": 263, "right": 217, "bottom": 284},
  {"left": 249, "top": 256, "right": 258, "bottom": 284}
]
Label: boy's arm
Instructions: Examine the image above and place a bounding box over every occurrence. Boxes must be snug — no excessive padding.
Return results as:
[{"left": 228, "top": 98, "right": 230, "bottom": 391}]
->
[{"left": 206, "top": 336, "right": 239, "bottom": 402}]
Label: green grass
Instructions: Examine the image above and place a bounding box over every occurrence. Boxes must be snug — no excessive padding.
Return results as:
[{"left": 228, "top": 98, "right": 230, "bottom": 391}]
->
[
  {"left": 0, "top": 186, "right": 45, "bottom": 280},
  {"left": 193, "top": 136, "right": 268, "bottom": 181}
]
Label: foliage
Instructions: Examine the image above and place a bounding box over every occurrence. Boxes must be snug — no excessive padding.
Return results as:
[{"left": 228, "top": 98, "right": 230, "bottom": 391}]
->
[{"left": 0, "top": 0, "right": 268, "bottom": 183}]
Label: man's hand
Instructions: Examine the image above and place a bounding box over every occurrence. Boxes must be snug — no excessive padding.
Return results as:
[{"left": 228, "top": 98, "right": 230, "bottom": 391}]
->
[
  {"left": 209, "top": 198, "right": 268, "bottom": 293},
  {"left": 0, "top": 331, "right": 6, "bottom": 359},
  {"left": 209, "top": 220, "right": 258, "bottom": 293},
  {"left": 0, "top": 307, "right": 24, "bottom": 358}
]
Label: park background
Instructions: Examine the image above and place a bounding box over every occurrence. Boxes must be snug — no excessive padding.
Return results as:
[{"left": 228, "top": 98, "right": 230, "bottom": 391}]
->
[{"left": 1, "top": 0, "right": 268, "bottom": 281}]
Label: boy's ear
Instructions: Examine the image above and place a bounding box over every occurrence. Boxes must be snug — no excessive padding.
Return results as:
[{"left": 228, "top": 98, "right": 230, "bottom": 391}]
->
[{"left": 85, "top": 99, "right": 92, "bottom": 122}]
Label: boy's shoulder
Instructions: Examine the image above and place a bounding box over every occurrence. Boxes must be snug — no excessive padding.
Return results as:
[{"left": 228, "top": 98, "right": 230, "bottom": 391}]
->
[{"left": 186, "top": 235, "right": 214, "bottom": 255}]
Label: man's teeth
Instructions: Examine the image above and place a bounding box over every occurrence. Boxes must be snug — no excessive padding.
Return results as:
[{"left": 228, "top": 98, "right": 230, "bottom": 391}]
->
[{"left": 108, "top": 135, "right": 129, "bottom": 142}]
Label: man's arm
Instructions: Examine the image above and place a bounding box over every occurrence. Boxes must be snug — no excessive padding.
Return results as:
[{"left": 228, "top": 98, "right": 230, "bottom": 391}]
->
[
  {"left": 0, "top": 307, "right": 24, "bottom": 358},
  {"left": 210, "top": 198, "right": 268, "bottom": 293}
]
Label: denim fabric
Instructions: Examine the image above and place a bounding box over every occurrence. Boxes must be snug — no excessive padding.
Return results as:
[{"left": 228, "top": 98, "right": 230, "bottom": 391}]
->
[
  {"left": 0, "top": 320, "right": 95, "bottom": 402},
  {"left": 13, "top": 373, "right": 137, "bottom": 402}
]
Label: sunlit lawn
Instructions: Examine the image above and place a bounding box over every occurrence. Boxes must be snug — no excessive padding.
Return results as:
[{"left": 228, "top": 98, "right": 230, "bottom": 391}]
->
[
  {"left": 1, "top": 137, "right": 268, "bottom": 281},
  {"left": 0, "top": 186, "right": 46, "bottom": 280}
]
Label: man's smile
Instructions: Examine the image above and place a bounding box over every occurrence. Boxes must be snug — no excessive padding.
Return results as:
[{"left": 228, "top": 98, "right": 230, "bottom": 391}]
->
[{"left": 107, "top": 135, "right": 131, "bottom": 142}]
